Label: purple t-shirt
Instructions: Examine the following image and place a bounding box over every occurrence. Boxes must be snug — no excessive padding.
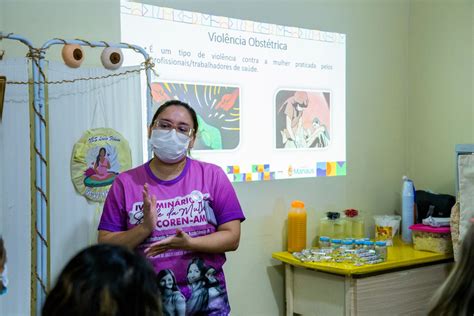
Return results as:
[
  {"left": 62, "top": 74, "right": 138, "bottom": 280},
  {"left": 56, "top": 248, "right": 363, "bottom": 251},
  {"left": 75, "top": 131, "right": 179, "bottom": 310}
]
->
[{"left": 98, "top": 157, "right": 245, "bottom": 316}]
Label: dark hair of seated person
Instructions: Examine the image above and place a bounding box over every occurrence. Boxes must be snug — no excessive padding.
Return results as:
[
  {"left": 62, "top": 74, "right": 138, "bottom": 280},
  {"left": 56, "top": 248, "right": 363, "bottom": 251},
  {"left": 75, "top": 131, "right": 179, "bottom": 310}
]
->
[
  {"left": 428, "top": 223, "right": 474, "bottom": 316},
  {"left": 42, "top": 244, "right": 162, "bottom": 316},
  {"left": 0, "top": 236, "right": 5, "bottom": 269}
]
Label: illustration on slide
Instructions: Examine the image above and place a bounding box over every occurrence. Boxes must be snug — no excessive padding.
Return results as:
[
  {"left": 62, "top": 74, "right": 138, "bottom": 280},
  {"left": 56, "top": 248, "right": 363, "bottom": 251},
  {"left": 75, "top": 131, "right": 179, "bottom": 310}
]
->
[
  {"left": 275, "top": 90, "right": 330, "bottom": 149},
  {"left": 151, "top": 82, "right": 240, "bottom": 150}
]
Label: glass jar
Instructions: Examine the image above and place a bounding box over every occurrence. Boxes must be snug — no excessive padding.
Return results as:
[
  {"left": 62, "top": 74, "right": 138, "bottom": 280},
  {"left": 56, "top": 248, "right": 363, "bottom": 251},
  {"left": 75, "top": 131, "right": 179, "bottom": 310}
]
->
[
  {"left": 343, "top": 219, "right": 353, "bottom": 237},
  {"left": 333, "top": 219, "right": 345, "bottom": 239},
  {"left": 354, "top": 239, "right": 365, "bottom": 249},
  {"left": 319, "top": 218, "right": 335, "bottom": 238},
  {"left": 342, "top": 209, "right": 365, "bottom": 239},
  {"left": 331, "top": 239, "right": 342, "bottom": 251},
  {"left": 341, "top": 239, "right": 354, "bottom": 250},
  {"left": 375, "top": 241, "right": 387, "bottom": 261},
  {"left": 319, "top": 236, "right": 331, "bottom": 248},
  {"left": 351, "top": 218, "right": 365, "bottom": 238},
  {"left": 364, "top": 240, "right": 375, "bottom": 251}
]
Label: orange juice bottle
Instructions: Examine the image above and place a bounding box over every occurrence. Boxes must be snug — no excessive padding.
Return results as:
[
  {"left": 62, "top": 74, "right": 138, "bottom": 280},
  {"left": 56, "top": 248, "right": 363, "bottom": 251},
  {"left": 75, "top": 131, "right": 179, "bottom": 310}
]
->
[{"left": 287, "top": 200, "right": 307, "bottom": 252}]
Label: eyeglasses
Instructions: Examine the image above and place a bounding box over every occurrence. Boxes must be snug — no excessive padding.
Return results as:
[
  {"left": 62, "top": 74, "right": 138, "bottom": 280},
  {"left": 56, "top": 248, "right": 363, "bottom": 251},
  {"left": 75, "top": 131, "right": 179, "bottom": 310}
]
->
[{"left": 153, "top": 119, "right": 194, "bottom": 137}]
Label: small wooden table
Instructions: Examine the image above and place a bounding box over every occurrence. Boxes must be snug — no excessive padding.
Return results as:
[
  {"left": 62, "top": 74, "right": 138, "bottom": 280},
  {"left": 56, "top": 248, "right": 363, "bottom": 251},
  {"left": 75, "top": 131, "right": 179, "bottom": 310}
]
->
[{"left": 272, "top": 243, "right": 453, "bottom": 315}]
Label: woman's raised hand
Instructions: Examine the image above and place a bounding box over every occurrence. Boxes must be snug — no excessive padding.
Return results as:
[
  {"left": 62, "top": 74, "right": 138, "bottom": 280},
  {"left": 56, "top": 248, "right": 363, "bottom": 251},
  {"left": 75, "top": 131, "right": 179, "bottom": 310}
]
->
[{"left": 142, "top": 183, "right": 158, "bottom": 234}]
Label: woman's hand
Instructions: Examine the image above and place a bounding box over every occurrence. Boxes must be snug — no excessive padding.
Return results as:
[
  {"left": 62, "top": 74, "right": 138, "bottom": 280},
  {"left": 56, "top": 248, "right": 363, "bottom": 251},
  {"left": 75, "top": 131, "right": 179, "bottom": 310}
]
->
[
  {"left": 144, "top": 220, "right": 241, "bottom": 256},
  {"left": 144, "top": 228, "right": 191, "bottom": 257},
  {"left": 142, "top": 183, "right": 158, "bottom": 234}
]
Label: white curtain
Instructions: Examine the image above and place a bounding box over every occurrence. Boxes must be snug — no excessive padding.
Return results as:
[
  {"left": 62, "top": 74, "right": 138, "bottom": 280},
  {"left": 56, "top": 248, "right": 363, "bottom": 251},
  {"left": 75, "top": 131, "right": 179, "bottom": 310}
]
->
[
  {"left": 47, "top": 61, "right": 144, "bottom": 281},
  {"left": 0, "top": 58, "right": 31, "bottom": 316}
]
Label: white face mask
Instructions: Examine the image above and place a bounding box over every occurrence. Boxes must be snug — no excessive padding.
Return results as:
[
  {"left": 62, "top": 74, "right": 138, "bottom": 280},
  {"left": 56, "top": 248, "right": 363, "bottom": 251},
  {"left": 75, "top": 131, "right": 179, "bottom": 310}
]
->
[{"left": 149, "top": 129, "right": 190, "bottom": 163}]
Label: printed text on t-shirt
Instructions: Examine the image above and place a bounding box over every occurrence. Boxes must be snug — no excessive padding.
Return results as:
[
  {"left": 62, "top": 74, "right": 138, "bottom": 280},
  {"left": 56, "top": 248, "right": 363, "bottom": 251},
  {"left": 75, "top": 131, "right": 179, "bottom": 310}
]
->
[{"left": 128, "top": 190, "right": 213, "bottom": 229}]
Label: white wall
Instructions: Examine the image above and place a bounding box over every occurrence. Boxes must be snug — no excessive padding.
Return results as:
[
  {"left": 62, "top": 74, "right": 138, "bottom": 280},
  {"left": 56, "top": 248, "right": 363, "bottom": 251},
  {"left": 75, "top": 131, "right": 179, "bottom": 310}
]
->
[
  {"left": 407, "top": 0, "right": 473, "bottom": 194},
  {"left": 1, "top": 1, "right": 416, "bottom": 315},
  {"left": 0, "top": 2, "right": 4, "bottom": 36},
  {"left": 1, "top": 0, "right": 120, "bottom": 66}
]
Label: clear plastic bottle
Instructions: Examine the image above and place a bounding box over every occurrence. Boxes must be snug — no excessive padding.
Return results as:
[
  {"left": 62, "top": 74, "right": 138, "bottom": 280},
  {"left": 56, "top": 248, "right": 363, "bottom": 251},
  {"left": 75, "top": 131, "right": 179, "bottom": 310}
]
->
[
  {"left": 287, "top": 200, "right": 307, "bottom": 252},
  {"left": 375, "top": 241, "right": 387, "bottom": 261}
]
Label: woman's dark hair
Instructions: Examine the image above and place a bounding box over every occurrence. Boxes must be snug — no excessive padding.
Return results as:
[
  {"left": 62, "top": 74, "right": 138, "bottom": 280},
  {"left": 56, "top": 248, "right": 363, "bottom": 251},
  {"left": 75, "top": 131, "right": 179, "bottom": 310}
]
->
[
  {"left": 428, "top": 223, "right": 474, "bottom": 316},
  {"left": 42, "top": 244, "right": 162, "bottom": 316},
  {"left": 205, "top": 266, "right": 219, "bottom": 287},
  {"left": 157, "top": 269, "right": 179, "bottom": 293},
  {"left": 95, "top": 147, "right": 106, "bottom": 167},
  {"left": 187, "top": 257, "right": 207, "bottom": 284},
  {"left": 151, "top": 100, "right": 199, "bottom": 137},
  {"left": 0, "top": 236, "right": 6, "bottom": 268}
]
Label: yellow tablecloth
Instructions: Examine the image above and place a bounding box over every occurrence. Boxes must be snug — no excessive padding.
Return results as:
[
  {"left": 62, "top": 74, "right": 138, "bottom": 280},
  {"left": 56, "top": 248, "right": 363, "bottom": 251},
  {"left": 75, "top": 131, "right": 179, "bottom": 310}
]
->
[{"left": 272, "top": 242, "right": 453, "bottom": 276}]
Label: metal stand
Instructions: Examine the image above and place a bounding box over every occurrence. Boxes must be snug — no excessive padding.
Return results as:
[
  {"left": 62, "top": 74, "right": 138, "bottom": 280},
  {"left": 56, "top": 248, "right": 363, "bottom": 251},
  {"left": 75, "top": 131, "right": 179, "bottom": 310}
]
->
[{"left": 0, "top": 32, "right": 153, "bottom": 315}]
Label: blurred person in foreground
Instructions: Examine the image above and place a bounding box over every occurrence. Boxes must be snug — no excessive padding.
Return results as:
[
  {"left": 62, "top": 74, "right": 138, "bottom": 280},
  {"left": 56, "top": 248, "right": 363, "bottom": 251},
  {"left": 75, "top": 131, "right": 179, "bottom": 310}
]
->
[
  {"left": 42, "top": 244, "right": 162, "bottom": 316},
  {"left": 0, "top": 236, "right": 7, "bottom": 295},
  {"left": 428, "top": 219, "right": 474, "bottom": 316}
]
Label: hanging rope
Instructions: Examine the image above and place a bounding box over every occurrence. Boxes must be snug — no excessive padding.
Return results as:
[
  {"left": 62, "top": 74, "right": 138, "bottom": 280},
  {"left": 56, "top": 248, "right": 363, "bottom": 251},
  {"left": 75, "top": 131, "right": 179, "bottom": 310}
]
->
[{"left": 6, "top": 63, "right": 155, "bottom": 85}]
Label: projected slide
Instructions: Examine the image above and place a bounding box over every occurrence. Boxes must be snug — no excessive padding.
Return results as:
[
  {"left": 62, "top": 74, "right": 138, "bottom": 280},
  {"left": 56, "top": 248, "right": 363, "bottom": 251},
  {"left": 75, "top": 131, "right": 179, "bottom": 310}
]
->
[
  {"left": 121, "top": 1, "right": 346, "bottom": 182},
  {"left": 151, "top": 82, "right": 240, "bottom": 150}
]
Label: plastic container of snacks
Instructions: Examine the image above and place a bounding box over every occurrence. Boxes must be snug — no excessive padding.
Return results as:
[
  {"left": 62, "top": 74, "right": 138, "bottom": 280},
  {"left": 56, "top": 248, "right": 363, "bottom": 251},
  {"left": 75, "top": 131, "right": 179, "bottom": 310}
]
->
[{"left": 409, "top": 224, "right": 452, "bottom": 254}]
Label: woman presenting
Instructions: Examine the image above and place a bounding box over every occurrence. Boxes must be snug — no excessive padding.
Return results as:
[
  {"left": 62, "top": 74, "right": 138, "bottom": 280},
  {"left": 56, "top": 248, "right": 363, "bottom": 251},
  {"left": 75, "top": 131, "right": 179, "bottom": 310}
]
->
[{"left": 98, "top": 100, "right": 245, "bottom": 316}]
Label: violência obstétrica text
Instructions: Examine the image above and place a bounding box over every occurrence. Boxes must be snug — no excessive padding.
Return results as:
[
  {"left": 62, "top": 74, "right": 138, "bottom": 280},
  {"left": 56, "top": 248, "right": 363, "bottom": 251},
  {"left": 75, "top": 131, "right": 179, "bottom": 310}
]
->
[{"left": 208, "top": 32, "right": 288, "bottom": 51}]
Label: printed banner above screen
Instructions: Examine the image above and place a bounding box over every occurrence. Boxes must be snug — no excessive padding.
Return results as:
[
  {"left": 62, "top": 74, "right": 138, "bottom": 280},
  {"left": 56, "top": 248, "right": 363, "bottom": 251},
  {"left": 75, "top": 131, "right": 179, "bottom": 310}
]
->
[{"left": 121, "top": 1, "right": 346, "bottom": 182}]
